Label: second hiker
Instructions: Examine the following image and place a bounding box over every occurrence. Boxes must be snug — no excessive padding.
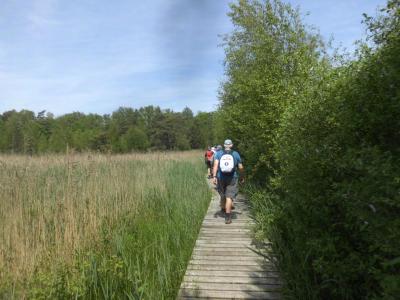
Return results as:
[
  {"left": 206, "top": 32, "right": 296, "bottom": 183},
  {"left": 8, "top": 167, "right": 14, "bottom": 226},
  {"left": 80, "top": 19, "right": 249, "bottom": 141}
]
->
[{"left": 204, "top": 146, "right": 214, "bottom": 179}]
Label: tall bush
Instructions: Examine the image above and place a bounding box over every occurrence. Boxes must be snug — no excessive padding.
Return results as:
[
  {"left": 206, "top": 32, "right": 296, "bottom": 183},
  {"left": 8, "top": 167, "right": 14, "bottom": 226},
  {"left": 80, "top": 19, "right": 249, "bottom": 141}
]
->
[
  {"left": 220, "top": 0, "right": 327, "bottom": 184},
  {"left": 273, "top": 3, "right": 400, "bottom": 298},
  {"left": 221, "top": 0, "right": 400, "bottom": 298}
]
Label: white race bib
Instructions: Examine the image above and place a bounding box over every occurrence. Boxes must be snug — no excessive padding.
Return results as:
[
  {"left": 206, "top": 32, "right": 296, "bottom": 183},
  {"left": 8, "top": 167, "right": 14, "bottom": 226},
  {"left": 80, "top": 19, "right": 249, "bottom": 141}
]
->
[{"left": 219, "top": 153, "right": 235, "bottom": 174}]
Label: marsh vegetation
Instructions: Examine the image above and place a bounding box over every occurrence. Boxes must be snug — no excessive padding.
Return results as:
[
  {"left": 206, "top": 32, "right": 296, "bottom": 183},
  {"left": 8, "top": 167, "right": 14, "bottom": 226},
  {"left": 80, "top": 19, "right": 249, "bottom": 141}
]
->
[{"left": 0, "top": 151, "right": 210, "bottom": 299}]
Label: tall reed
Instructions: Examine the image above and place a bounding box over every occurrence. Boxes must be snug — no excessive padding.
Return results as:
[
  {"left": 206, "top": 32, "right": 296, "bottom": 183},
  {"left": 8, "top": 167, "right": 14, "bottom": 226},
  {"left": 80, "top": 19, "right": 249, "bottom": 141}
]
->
[{"left": 0, "top": 151, "right": 210, "bottom": 299}]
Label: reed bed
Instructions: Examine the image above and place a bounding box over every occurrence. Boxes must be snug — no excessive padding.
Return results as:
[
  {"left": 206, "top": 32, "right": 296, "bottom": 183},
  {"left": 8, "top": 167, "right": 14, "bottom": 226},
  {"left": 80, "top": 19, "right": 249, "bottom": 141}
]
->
[{"left": 0, "top": 151, "right": 210, "bottom": 299}]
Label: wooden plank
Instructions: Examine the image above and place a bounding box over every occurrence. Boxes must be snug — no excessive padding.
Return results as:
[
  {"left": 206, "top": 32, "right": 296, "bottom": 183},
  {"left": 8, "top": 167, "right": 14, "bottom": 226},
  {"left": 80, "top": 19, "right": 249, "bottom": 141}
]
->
[
  {"left": 195, "top": 241, "right": 252, "bottom": 246},
  {"left": 196, "top": 237, "right": 252, "bottom": 241},
  {"left": 195, "top": 238, "right": 252, "bottom": 243},
  {"left": 202, "top": 219, "right": 252, "bottom": 223},
  {"left": 205, "top": 213, "right": 249, "bottom": 217},
  {"left": 199, "top": 230, "right": 251, "bottom": 234},
  {"left": 184, "top": 275, "right": 276, "bottom": 285},
  {"left": 200, "top": 230, "right": 251, "bottom": 235},
  {"left": 185, "top": 270, "right": 280, "bottom": 279},
  {"left": 196, "top": 238, "right": 252, "bottom": 243},
  {"left": 192, "top": 246, "right": 261, "bottom": 252},
  {"left": 203, "top": 222, "right": 252, "bottom": 226},
  {"left": 190, "top": 254, "right": 263, "bottom": 259},
  {"left": 196, "top": 237, "right": 252, "bottom": 242},
  {"left": 203, "top": 213, "right": 250, "bottom": 218},
  {"left": 191, "top": 255, "right": 264, "bottom": 262},
  {"left": 186, "top": 264, "right": 276, "bottom": 272},
  {"left": 193, "top": 245, "right": 252, "bottom": 249},
  {"left": 179, "top": 289, "right": 281, "bottom": 299},
  {"left": 199, "top": 229, "right": 251, "bottom": 232},
  {"left": 201, "top": 222, "right": 253, "bottom": 226},
  {"left": 204, "top": 210, "right": 251, "bottom": 215},
  {"left": 193, "top": 245, "right": 261, "bottom": 250},
  {"left": 202, "top": 219, "right": 250, "bottom": 223},
  {"left": 202, "top": 219, "right": 251, "bottom": 222},
  {"left": 197, "top": 234, "right": 253, "bottom": 238},
  {"left": 190, "top": 260, "right": 262, "bottom": 266},
  {"left": 195, "top": 241, "right": 254, "bottom": 245},
  {"left": 199, "top": 229, "right": 252, "bottom": 233},
  {"left": 194, "top": 245, "right": 253, "bottom": 250},
  {"left": 195, "top": 243, "right": 251, "bottom": 249},
  {"left": 193, "top": 250, "right": 258, "bottom": 256},
  {"left": 203, "top": 213, "right": 251, "bottom": 217},
  {"left": 181, "top": 282, "right": 281, "bottom": 292},
  {"left": 193, "top": 246, "right": 257, "bottom": 251},
  {"left": 201, "top": 224, "right": 251, "bottom": 229},
  {"left": 192, "top": 250, "right": 260, "bottom": 256}
]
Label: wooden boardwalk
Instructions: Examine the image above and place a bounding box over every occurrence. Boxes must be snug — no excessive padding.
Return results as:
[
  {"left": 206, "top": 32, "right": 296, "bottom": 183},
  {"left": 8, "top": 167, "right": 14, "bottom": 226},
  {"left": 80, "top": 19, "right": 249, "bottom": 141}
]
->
[{"left": 177, "top": 181, "right": 282, "bottom": 299}]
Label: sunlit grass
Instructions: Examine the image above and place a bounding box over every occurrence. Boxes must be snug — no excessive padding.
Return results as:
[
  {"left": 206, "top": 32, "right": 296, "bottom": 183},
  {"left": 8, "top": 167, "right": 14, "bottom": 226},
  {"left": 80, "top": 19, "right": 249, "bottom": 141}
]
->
[{"left": 0, "top": 151, "right": 210, "bottom": 299}]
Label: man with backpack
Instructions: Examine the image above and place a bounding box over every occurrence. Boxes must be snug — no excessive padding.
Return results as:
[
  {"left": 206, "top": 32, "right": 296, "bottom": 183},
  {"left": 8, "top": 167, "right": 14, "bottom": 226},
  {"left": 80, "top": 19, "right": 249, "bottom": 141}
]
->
[
  {"left": 204, "top": 146, "right": 214, "bottom": 179},
  {"left": 212, "top": 139, "right": 244, "bottom": 224}
]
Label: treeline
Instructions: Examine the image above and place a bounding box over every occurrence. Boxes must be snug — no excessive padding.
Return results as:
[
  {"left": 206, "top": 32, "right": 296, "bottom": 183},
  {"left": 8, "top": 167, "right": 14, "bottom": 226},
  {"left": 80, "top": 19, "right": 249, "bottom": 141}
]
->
[
  {"left": 0, "top": 106, "right": 221, "bottom": 154},
  {"left": 220, "top": 0, "right": 399, "bottom": 299}
]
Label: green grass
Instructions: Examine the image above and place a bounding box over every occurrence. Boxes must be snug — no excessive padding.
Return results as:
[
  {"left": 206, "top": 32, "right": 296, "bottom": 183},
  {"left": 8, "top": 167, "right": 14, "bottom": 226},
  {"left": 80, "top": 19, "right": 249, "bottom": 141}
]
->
[{"left": 0, "top": 152, "right": 210, "bottom": 299}]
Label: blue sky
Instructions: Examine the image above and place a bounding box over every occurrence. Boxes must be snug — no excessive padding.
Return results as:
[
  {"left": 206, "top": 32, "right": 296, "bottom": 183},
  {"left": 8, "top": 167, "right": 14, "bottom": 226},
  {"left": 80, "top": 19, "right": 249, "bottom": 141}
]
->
[{"left": 0, "top": 0, "right": 386, "bottom": 116}]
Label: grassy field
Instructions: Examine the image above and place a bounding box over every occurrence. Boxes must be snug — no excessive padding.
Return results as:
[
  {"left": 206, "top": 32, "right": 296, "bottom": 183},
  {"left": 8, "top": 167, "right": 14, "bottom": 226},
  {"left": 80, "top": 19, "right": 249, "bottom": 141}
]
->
[{"left": 0, "top": 151, "right": 211, "bottom": 299}]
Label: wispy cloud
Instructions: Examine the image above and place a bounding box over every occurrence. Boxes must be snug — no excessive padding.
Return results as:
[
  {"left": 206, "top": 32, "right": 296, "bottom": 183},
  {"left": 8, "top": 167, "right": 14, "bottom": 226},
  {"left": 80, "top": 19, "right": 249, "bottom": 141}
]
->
[
  {"left": 289, "top": 0, "right": 384, "bottom": 52},
  {"left": 27, "top": 0, "right": 60, "bottom": 35},
  {"left": 0, "top": 0, "right": 230, "bottom": 115},
  {"left": 0, "top": 0, "right": 387, "bottom": 116}
]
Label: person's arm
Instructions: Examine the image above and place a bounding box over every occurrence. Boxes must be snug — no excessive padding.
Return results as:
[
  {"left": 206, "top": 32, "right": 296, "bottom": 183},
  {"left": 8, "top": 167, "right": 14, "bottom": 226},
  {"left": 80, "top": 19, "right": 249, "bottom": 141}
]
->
[
  {"left": 212, "top": 159, "right": 219, "bottom": 185},
  {"left": 238, "top": 163, "right": 245, "bottom": 183},
  {"left": 235, "top": 152, "right": 245, "bottom": 183}
]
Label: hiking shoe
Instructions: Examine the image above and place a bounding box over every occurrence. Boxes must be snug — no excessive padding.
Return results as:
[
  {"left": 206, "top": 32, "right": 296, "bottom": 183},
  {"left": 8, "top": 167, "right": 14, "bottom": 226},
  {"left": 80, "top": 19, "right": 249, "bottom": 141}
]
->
[{"left": 225, "top": 217, "right": 232, "bottom": 224}]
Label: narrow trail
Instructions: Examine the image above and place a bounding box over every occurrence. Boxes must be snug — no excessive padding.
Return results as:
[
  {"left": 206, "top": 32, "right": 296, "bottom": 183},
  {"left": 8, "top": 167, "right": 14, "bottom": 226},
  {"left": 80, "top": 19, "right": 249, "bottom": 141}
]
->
[{"left": 177, "top": 180, "right": 282, "bottom": 299}]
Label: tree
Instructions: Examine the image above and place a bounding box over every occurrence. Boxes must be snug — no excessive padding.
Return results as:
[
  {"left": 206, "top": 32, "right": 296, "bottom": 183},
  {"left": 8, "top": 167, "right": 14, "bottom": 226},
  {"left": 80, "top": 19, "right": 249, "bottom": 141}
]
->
[
  {"left": 120, "top": 127, "right": 150, "bottom": 152},
  {"left": 220, "top": 0, "right": 327, "bottom": 183},
  {"left": 0, "top": 107, "right": 217, "bottom": 153},
  {"left": 191, "top": 112, "right": 215, "bottom": 149}
]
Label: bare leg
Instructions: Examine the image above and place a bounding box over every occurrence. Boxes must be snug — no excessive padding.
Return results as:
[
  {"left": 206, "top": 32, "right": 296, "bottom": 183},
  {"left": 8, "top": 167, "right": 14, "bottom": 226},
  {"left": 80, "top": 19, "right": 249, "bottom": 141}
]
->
[
  {"left": 225, "top": 197, "right": 232, "bottom": 224},
  {"left": 225, "top": 197, "right": 232, "bottom": 213}
]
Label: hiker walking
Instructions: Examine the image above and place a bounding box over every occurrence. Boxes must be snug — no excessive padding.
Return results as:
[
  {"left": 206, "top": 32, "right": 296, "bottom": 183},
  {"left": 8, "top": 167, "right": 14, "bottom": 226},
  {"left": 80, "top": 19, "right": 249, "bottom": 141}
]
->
[
  {"left": 211, "top": 145, "right": 223, "bottom": 174},
  {"left": 204, "top": 146, "right": 214, "bottom": 179},
  {"left": 212, "top": 139, "right": 244, "bottom": 224}
]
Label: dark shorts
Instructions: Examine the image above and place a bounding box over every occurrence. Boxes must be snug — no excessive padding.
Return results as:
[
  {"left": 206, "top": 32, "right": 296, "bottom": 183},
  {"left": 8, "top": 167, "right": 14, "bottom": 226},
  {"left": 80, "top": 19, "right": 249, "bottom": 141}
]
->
[
  {"left": 217, "top": 176, "right": 238, "bottom": 200},
  {"left": 205, "top": 160, "right": 212, "bottom": 168}
]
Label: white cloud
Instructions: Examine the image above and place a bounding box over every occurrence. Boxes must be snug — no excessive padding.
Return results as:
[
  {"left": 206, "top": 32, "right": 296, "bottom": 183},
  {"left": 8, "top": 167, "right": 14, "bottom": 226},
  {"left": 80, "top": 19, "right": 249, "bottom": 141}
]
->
[
  {"left": 3, "top": 0, "right": 385, "bottom": 116},
  {"left": 27, "top": 0, "right": 60, "bottom": 35}
]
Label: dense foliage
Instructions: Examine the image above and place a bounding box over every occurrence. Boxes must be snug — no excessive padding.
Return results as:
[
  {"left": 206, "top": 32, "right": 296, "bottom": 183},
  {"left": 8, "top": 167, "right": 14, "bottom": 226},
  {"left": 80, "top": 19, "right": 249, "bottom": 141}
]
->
[
  {"left": 219, "top": 0, "right": 329, "bottom": 184},
  {"left": 0, "top": 106, "right": 220, "bottom": 153},
  {"left": 220, "top": 0, "right": 399, "bottom": 299}
]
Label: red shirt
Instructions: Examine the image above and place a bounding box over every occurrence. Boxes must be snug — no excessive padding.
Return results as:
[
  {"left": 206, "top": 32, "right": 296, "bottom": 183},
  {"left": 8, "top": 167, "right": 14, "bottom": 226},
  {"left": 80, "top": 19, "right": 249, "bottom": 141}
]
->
[{"left": 205, "top": 150, "right": 214, "bottom": 161}]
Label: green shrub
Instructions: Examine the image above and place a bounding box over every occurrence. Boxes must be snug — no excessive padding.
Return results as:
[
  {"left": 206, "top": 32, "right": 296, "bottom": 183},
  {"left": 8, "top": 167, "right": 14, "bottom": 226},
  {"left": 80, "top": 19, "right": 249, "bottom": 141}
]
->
[
  {"left": 221, "top": 0, "right": 400, "bottom": 299},
  {"left": 269, "top": 4, "right": 400, "bottom": 298}
]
